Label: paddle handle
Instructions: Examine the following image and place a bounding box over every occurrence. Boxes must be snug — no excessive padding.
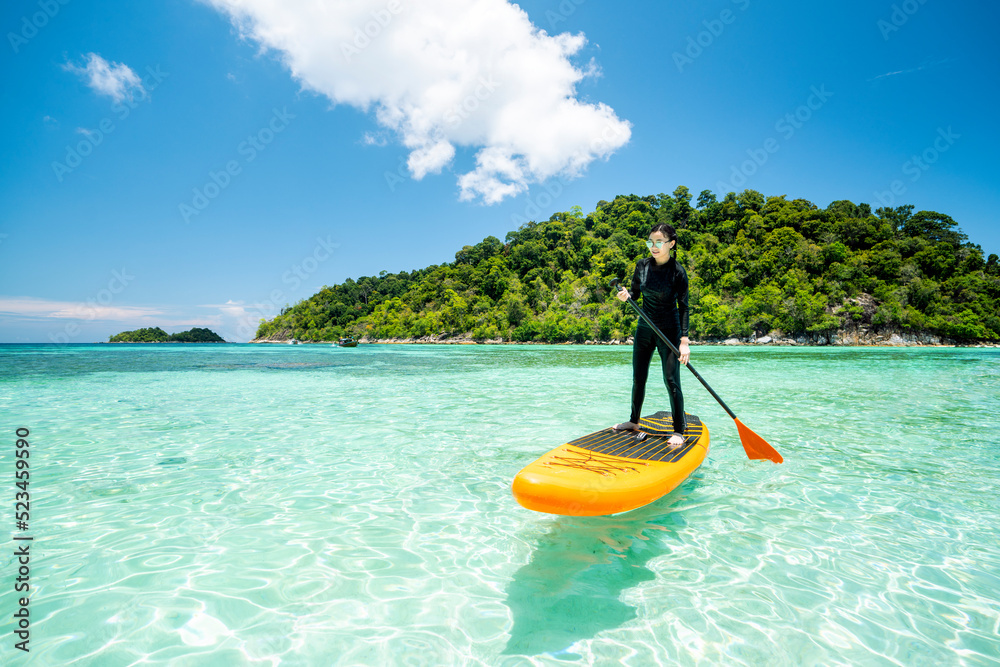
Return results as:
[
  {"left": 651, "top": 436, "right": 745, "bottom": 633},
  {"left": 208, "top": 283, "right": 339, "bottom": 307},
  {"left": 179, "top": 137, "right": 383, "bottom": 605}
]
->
[{"left": 611, "top": 279, "right": 738, "bottom": 421}]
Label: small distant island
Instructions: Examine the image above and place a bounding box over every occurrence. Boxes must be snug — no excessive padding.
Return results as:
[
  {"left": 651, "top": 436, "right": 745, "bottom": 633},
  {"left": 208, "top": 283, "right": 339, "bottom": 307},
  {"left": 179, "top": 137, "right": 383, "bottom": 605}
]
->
[{"left": 108, "top": 327, "right": 226, "bottom": 343}]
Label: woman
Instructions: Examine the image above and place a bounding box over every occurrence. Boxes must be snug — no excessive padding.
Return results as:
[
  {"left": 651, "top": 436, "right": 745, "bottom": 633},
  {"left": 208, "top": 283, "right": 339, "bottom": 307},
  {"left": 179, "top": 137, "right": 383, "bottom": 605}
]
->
[{"left": 614, "top": 223, "right": 690, "bottom": 448}]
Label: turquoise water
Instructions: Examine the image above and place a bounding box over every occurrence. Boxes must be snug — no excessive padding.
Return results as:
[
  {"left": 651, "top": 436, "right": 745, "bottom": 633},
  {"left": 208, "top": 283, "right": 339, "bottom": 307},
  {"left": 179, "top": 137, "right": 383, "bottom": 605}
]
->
[{"left": 1, "top": 343, "right": 998, "bottom": 665}]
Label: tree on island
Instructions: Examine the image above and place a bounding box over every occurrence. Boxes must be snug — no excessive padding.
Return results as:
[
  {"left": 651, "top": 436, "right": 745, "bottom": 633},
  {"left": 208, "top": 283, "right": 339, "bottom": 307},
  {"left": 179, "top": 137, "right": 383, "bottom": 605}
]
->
[
  {"left": 108, "top": 327, "right": 225, "bottom": 343},
  {"left": 254, "top": 189, "right": 1000, "bottom": 344},
  {"left": 168, "top": 327, "right": 226, "bottom": 342},
  {"left": 108, "top": 327, "right": 170, "bottom": 342}
]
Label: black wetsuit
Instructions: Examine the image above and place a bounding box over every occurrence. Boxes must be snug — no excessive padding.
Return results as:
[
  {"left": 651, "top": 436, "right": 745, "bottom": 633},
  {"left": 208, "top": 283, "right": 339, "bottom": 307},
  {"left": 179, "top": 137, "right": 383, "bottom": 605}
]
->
[{"left": 626, "top": 256, "right": 690, "bottom": 434}]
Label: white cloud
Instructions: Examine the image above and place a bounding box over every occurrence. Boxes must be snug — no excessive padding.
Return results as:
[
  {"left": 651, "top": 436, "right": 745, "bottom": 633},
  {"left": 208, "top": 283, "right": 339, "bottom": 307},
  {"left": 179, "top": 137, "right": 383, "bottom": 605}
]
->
[
  {"left": 869, "top": 58, "right": 955, "bottom": 82},
  {"left": 0, "top": 296, "right": 163, "bottom": 321},
  {"left": 206, "top": 0, "right": 631, "bottom": 203},
  {"left": 361, "top": 131, "right": 388, "bottom": 147},
  {"left": 65, "top": 52, "right": 145, "bottom": 103},
  {"left": 199, "top": 300, "right": 254, "bottom": 319}
]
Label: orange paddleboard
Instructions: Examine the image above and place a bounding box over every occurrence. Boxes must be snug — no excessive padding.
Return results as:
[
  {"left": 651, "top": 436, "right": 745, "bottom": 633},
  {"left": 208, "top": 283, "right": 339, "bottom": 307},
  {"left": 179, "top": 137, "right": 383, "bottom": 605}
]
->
[{"left": 512, "top": 412, "right": 709, "bottom": 516}]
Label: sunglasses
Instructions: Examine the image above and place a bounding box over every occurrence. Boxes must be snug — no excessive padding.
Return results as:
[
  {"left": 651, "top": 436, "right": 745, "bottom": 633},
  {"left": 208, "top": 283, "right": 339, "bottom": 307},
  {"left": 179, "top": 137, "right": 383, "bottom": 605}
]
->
[{"left": 645, "top": 239, "right": 672, "bottom": 249}]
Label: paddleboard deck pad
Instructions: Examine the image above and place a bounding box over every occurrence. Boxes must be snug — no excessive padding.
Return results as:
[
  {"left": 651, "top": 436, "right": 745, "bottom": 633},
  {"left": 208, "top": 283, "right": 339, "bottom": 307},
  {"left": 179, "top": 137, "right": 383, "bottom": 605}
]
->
[{"left": 512, "top": 412, "right": 709, "bottom": 516}]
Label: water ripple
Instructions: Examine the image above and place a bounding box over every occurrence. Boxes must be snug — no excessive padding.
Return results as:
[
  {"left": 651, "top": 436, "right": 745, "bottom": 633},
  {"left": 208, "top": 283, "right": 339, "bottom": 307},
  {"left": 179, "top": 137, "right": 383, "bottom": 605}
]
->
[{"left": 1, "top": 344, "right": 998, "bottom": 664}]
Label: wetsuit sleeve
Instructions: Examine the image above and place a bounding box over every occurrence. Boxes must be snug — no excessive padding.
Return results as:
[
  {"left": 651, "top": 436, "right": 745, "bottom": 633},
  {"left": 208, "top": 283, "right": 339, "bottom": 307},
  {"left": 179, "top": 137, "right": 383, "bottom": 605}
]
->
[
  {"left": 676, "top": 265, "right": 690, "bottom": 338},
  {"left": 629, "top": 261, "right": 642, "bottom": 302}
]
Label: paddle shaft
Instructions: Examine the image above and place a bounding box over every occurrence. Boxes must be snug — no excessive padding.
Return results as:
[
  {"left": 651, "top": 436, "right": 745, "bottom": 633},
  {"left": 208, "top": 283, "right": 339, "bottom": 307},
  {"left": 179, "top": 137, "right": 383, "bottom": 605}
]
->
[{"left": 612, "top": 280, "right": 738, "bottom": 421}]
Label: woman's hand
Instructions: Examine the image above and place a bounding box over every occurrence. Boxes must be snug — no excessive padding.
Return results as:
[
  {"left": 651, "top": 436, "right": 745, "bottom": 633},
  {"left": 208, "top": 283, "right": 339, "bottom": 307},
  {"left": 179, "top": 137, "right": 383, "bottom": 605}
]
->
[
  {"left": 679, "top": 339, "right": 690, "bottom": 365},
  {"left": 616, "top": 286, "right": 629, "bottom": 302}
]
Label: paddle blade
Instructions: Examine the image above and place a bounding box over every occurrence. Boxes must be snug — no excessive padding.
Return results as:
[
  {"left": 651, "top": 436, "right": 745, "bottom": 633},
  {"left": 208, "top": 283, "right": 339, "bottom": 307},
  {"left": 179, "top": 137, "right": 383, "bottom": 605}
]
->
[{"left": 734, "top": 418, "right": 783, "bottom": 464}]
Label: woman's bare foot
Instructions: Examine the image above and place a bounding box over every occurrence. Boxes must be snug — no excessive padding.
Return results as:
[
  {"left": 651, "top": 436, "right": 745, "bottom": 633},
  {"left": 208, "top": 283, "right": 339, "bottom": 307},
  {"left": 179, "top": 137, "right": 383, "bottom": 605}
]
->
[
  {"left": 667, "top": 433, "right": 685, "bottom": 449},
  {"left": 612, "top": 421, "right": 639, "bottom": 431}
]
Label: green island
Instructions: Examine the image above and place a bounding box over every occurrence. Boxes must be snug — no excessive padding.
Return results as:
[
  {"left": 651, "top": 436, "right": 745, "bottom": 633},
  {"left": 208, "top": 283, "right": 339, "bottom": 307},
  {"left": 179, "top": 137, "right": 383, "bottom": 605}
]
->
[
  {"left": 108, "top": 327, "right": 226, "bottom": 343},
  {"left": 253, "top": 188, "right": 1000, "bottom": 345}
]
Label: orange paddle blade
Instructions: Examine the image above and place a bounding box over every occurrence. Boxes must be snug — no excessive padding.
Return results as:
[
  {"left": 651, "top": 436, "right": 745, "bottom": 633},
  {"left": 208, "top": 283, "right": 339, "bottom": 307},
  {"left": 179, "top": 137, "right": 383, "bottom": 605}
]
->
[{"left": 735, "top": 418, "right": 783, "bottom": 464}]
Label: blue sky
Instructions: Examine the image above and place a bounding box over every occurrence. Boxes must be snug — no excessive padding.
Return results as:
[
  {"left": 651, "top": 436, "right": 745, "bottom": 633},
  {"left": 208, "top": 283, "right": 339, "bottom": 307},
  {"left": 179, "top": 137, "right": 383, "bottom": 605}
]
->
[{"left": 1, "top": 0, "right": 997, "bottom": 343}]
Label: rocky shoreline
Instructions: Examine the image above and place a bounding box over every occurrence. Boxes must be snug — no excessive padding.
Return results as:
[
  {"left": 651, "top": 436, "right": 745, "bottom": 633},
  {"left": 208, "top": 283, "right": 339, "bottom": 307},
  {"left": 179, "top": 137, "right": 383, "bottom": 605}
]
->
[{"left": 250, "top": 328, "right": 998, "bottom": 347}]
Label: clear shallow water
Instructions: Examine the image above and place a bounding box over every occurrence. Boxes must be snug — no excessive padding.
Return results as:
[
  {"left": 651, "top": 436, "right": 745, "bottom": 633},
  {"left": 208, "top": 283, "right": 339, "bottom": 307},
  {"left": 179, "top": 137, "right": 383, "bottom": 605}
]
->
[{"left": 1, "top": 343, "right": 998, "bottom": 665}]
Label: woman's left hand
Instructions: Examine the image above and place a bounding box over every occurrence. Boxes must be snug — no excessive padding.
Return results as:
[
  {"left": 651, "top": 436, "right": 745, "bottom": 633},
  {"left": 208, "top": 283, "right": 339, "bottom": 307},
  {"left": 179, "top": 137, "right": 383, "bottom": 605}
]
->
[{"left": 679, "top": 341, "right": 690, "bottom": 365}]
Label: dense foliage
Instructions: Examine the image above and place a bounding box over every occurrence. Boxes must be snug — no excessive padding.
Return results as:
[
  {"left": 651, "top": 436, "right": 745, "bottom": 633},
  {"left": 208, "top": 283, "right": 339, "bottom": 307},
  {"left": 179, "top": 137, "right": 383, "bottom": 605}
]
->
[
  {"left": 109, "top": 327, "right": 225, "bottom": 343},
  {"left": 255, "top": 188, "right": 1000, "bottom": 343}
]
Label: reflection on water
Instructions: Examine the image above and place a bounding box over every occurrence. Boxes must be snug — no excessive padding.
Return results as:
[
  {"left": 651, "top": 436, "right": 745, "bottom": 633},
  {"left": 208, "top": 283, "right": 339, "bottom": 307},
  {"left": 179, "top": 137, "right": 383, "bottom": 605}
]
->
[{"left": 504, "top": 478, "right": 699, "bottom": 657}]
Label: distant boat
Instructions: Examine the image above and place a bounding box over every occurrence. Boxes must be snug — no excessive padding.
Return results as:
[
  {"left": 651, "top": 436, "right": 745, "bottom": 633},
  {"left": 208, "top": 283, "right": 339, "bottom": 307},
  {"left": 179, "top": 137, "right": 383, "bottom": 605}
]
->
[{"left": 336, "top": 337, "right": 358, "bottom": 348}]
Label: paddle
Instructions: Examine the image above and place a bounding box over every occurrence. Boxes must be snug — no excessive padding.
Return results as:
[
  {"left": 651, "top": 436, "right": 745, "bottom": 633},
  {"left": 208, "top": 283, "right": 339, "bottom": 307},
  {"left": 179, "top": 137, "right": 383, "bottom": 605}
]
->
[{"left": 610, "top": 278, "right": 783, "bottom": 464}]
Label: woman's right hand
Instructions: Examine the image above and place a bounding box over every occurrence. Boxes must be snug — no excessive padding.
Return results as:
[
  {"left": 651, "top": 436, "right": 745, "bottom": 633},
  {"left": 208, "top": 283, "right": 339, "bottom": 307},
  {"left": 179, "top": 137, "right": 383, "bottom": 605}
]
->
[{"left": 616, "top": 286, "right": 629, "bottom": 302}]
